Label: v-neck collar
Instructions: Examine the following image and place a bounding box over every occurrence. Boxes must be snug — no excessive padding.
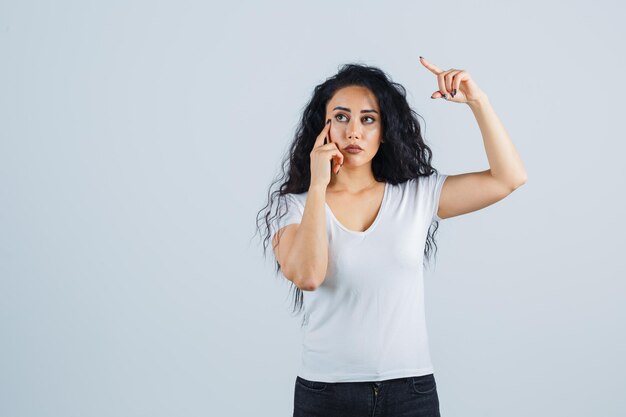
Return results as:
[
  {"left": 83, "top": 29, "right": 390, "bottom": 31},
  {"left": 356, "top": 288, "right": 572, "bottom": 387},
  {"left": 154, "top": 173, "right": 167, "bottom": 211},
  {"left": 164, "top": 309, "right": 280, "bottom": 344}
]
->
[{"left": 324, "top": 182, "right": 389, "bottom": 235}]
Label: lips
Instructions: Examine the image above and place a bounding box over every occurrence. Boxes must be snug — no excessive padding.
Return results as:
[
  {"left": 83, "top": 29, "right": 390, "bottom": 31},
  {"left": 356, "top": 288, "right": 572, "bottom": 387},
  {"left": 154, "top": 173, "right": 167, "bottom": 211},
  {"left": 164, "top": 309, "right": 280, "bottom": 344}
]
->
[{"left": 345, "top": 145, "right": 362, "bottom": 150}]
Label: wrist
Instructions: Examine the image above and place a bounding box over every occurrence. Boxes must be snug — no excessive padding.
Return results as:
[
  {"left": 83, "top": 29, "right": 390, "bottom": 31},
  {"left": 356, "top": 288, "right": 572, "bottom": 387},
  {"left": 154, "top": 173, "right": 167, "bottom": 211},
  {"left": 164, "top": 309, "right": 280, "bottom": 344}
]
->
[
  {"left": 467, "top": 92, "right": 489, "bottom": 110},
  {"left": 308, "top": 183, "right": 327, "bottom": 194}
]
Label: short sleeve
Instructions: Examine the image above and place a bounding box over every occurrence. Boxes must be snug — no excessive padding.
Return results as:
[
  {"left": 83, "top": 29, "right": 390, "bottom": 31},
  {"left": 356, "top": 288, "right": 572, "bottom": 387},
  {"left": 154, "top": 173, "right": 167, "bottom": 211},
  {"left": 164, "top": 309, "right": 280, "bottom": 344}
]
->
[
  {"left": 270, "top": 193, "right": 304, "bottom": 240},
  {"left": 429, "top": 172, "right": 449, "bottom": 222}
]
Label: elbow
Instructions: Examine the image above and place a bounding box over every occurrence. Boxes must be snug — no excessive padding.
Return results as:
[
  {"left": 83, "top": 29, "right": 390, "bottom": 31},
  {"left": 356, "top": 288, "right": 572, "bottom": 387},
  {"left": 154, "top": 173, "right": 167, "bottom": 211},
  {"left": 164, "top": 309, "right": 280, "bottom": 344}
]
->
[
  {"left": 511, "top": 174, "right": 528, "bottom": 191},
  {"left": 300, "top": 280, "right": 319, "bottom": 292},
  {"left": 297, "top": 270, "right": 325, "bottom": 291},
  {"left": 519, "top": 172, "right": 528, "bottom": 186},
  {"left": 293, "top": 276, "right": 321, "bottom": 292},
  {"left": 283, "top": 265, "right": 323, "bottom": 291}
]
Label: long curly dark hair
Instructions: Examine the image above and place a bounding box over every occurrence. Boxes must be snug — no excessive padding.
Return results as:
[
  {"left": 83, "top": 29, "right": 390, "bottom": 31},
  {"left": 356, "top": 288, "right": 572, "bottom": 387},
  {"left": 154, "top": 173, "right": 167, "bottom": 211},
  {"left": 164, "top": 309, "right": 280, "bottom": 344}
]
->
[{"left": 254, "top": 63, "right": 443, "bottom": 324}]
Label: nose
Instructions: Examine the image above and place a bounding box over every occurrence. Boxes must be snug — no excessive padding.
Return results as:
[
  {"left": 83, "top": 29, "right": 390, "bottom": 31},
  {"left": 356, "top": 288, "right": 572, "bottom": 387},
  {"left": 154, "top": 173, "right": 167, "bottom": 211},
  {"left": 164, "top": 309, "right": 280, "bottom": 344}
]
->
[{"left": 347, "top": 120, "right": 361, "bottom": 140}]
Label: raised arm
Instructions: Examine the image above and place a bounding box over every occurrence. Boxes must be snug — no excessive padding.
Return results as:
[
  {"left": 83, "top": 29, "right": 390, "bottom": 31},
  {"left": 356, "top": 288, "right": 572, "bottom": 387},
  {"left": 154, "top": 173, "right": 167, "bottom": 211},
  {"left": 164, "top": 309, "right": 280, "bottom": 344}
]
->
[
  {"left": 437, "top": 94, "right": 527, "bottom": 219},
  {"left": 419, "top": 57, "right": 528, "bottom": 220}
]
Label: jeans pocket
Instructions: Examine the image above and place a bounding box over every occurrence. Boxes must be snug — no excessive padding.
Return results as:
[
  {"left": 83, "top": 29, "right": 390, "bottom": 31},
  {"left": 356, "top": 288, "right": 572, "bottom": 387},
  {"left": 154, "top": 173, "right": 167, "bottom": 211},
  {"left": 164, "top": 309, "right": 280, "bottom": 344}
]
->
[
  {"left": 296, "top": 376, "right": 328, "bottom": 392},
  {"left": 410, "top": 373, "right": 437, "bottom": 395}
]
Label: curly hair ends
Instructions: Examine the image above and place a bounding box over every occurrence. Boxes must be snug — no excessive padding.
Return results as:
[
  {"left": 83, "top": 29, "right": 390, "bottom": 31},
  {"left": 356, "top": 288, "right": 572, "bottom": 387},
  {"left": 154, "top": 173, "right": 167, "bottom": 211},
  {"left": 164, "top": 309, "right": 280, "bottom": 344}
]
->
[{"left": 254, "top": 63, "right": 443, "bottom": 325}]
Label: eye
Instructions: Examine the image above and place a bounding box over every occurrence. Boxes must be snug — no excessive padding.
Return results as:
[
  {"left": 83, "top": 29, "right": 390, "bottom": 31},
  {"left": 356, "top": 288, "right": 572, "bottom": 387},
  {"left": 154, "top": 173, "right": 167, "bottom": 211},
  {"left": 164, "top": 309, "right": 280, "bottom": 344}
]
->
[{"left": 334, "top": 114, "right": 376, "bottom": 123}]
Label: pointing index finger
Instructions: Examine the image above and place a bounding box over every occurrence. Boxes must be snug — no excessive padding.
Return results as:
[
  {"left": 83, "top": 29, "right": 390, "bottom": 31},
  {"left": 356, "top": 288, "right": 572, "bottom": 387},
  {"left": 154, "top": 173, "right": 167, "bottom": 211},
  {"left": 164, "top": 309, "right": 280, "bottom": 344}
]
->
[
  {"left": 316, "top": 119, "right": 332, "bottom": 147},
  {"left": 419, "top": 56, "right": 443, "bottom": 75}
]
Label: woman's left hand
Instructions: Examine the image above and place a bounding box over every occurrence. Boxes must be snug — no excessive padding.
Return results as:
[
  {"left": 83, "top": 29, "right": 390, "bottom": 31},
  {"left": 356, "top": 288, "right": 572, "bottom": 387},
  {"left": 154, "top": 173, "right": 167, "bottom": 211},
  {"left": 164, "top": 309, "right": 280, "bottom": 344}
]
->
[{"left": 419, "top": 56, "right": 486, "bottom": 104}]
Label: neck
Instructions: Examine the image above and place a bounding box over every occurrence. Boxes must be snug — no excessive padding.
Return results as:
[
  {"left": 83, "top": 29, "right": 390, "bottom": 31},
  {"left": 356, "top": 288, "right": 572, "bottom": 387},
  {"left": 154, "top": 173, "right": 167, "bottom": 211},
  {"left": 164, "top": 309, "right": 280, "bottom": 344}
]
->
[{"left": 328, "top": 165, "right": 379, "bottom": 193}]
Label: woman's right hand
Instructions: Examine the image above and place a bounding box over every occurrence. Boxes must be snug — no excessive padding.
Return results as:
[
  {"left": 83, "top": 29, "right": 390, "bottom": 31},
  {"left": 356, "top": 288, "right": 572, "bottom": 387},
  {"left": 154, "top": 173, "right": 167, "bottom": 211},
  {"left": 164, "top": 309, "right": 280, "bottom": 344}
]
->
[{"left": 310, "top": 119, "right": 344, "bottom": 188}]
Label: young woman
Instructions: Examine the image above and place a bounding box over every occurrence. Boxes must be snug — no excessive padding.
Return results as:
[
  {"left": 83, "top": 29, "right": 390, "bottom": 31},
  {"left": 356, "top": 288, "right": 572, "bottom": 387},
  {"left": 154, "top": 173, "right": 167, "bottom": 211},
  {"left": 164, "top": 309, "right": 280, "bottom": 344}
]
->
[{"left": 257, "top": 58, "right": 527, "bottom": 417}]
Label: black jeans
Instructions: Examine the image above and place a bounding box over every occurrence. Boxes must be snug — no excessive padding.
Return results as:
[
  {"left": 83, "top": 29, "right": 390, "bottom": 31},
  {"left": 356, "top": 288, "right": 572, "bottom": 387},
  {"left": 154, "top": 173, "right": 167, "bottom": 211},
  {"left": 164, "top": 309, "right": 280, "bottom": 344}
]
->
[{"left": 293, "top": 373, "right": 440, "bottom": 417}]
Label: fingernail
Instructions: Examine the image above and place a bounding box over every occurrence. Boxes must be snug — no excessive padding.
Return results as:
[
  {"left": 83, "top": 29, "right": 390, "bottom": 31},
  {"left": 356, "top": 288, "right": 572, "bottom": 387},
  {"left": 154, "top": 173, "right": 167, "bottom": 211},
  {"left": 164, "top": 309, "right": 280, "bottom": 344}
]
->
[{"left": 453, "top": 89, "right": 457, "bottom": 96}]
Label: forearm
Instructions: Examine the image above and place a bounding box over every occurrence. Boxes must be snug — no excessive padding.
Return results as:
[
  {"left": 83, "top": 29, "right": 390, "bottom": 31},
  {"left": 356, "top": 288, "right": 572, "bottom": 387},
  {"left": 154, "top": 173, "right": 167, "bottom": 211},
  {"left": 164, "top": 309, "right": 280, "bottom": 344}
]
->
[
  {"left": 284, "top": 185, "right": 329, "bottom": 290},
  {"left": 468, "top": 94, "right": 528, "bottom": 187}
]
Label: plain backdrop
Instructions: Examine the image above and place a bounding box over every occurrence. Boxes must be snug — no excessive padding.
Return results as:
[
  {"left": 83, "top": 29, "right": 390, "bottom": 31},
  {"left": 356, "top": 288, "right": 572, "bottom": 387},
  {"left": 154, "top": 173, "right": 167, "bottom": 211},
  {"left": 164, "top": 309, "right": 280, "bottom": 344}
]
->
[{"left": 1, "top": 0, "right": 625, "bottom": 416}]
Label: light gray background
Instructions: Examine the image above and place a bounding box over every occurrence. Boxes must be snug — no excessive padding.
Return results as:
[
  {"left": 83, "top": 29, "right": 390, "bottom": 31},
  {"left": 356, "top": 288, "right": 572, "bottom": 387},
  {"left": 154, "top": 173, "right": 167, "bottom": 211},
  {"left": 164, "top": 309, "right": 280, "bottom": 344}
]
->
[{"left": 1, "top": 0, "right": 624, "bottom": 416}]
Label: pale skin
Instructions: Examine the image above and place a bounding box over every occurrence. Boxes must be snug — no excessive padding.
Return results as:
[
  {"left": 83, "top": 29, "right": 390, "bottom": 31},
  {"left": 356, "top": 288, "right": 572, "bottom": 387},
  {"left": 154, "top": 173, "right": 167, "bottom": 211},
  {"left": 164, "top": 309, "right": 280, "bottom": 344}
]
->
[
  {"left": 418, "top": 56, "right": 528, "bottom": 219},
  {"left": 273, "top": 58, "right": 528, "bottom": 288},
  {"left": 322, "top": 85, "right": 386, "bottom": 233},
  {"left": 323, "top": 57, "right": 528, "bottom": 225}
]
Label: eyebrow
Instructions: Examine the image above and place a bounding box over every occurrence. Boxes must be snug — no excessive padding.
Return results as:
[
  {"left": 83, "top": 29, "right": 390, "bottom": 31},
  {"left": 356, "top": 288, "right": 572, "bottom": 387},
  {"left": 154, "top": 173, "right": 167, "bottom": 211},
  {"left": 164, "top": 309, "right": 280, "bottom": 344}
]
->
[{"left": 333, "top": 106, "right": 379, "bottom": 114}]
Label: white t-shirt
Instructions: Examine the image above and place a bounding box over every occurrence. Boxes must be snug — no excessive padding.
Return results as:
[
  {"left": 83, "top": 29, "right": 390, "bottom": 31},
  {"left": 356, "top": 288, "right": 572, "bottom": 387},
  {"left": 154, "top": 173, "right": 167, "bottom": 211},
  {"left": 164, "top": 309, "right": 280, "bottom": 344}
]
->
[{"left": 270, "top": 172, "right": 448, "bottom": 383}]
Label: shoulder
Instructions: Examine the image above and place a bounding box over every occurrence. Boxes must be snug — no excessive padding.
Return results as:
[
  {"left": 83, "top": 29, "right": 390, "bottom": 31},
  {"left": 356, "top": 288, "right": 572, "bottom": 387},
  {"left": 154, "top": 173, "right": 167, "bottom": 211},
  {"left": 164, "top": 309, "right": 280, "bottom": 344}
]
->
[
  {"left": 390, "top": 173, "right": 447, "bottom": 198},
  {"left": 391, "top": 176, "right": 424, "bottom": 193},
  {"left": 417, "top": 172, "right": 448, "bottom": 190},
  {"left": 274, "top": 192, "right": 308, "bottom": 217},
  {"left": 283, "top": 191, "right": 307, "bottom": 207}
]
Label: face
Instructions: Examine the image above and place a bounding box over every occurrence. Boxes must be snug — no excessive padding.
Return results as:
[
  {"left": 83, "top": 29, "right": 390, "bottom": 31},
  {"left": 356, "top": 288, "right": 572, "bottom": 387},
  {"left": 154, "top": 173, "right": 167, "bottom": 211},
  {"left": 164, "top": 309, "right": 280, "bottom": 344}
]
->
[{"left": 325, "top": 86, "right": 382, "bottom": 166}]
